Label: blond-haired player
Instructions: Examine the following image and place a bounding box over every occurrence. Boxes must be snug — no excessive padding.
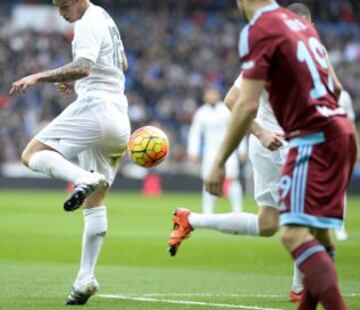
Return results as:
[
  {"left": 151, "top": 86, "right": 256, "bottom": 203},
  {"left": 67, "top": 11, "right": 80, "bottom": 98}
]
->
[{"left": 10, "top": 0, "right": 130, "bottom": 305}]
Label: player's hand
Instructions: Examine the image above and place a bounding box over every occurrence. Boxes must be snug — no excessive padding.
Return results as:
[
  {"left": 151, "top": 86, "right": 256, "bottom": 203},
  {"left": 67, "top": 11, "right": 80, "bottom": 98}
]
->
[
  {"left": 9, "top": 74, "right": 40, "bottom": 95},
  {"left": 55, "top": 82, "right": 75, "bottom": 95},
  {"left": 259, "top": 130, "right": 284, "bottom": 151},
  {"left": 204, "top": 162, "right": 226, "bottom": 196}
]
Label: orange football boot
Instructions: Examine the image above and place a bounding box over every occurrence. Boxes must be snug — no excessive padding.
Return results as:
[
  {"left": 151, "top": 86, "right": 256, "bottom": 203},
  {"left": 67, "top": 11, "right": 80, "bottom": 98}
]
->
[{"left": 168, "top": 208, "right": 193, "bottom": 256}]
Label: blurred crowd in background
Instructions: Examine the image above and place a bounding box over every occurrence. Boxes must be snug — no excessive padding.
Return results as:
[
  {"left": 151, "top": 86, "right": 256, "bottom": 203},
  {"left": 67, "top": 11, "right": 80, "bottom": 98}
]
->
[{"left": 0, "top": 0, "right": 359, "bottom": 173}]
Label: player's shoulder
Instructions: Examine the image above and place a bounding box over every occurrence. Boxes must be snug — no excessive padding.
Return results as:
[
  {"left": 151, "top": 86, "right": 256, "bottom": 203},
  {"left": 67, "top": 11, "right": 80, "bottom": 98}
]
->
[
  {"left": 239, "top": 3, "right": 285, "bottom": 57},
  {"left": 76, "top": 4, "right": 106, "bottom": 27},
  {"left": 239, "top": 4, "right": 315, "bottom": 57},
  {"left": 193, "top": 105, "right": 207, "bottom": 119}
]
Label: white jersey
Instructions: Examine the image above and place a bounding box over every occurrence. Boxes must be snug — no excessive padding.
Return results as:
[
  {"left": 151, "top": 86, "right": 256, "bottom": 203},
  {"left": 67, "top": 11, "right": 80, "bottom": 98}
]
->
[
  {"left": 234, "top": 74, "right": 287, "bottom": 208},
  {"left": 338, "top": 90, "right": 355, "bottom": 121},
  {"left": 188, "top": 103, "right": 231, "bottom": 158},
  {"left": 188, "top": 102, "right": 246, "bottom": 178},
  {"left": 72, "top": 3, "right": 126, "bottom": 103},
  {"left": 234, "top": 74, "right": 283, "bottom": 133},
  {"left": 256, "top": 92, "right": 284, "bottom": 134}
]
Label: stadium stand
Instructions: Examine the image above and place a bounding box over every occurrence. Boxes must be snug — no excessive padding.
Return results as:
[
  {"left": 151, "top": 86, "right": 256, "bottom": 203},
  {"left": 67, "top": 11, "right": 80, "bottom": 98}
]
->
[{"left": 0, "top": 0, "right": 359, "bottom": 172}]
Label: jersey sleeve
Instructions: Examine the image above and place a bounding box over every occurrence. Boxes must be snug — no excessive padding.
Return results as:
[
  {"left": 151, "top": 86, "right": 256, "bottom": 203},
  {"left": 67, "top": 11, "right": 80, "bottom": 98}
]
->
[
  {"left": 73, "top": 19, "right": 104, "bottom": 63},
  {"left": 239, "top": 25, "right": 278, "bottom": 80},
  {"left": 187, "top": 110, "right": 203, "bottom": 157}
]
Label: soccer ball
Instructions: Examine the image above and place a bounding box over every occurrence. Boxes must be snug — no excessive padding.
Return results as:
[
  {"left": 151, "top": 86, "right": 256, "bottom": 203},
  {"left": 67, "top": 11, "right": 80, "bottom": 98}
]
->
[{"left": 127, "top": 126, "right": 169, "bottom": 168}]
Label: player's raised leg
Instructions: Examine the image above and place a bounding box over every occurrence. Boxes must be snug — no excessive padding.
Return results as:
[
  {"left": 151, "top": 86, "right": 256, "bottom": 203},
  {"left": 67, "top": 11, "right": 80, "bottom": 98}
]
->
[
  {"left": 168, "top": 206, "right": 281, "bottom": 256},
  {"left": 22, "top": 139, "right": 108, "bottom": 212},
  {"left": 22, "top": 139, "right": 103, "bottom": 186}
]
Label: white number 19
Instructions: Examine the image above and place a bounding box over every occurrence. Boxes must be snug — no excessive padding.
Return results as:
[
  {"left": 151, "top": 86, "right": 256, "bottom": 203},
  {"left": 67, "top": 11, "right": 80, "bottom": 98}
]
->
[{"left": 297, "top": 37, "right": 334, "bottom": 99}]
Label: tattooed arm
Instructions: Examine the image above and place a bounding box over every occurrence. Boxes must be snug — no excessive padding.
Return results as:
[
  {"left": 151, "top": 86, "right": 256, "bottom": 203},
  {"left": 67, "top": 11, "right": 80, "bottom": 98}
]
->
[{"left": 9, "top": 58, "right": 93, "bottom": 94}]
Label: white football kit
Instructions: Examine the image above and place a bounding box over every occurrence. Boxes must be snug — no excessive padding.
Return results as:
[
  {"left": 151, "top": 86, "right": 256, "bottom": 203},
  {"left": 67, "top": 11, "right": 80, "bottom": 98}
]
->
[
  {"left": 36, "top": 3, "right": 130, "bottom": 185},
  {"left": 188, "top": 102, "right": 246, "bottom": 180},
  {"left": 234, "top": 75, "right": 288, "bottom": 208}
]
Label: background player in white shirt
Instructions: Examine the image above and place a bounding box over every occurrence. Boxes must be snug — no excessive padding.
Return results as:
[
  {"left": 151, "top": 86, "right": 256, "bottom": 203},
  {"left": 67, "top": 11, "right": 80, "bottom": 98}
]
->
[
  {"left": 10, "top": 0, "right": 130, "bottom": 305},
  {"left": 188, "top": 87, "right": 245, "bottom": 214}
]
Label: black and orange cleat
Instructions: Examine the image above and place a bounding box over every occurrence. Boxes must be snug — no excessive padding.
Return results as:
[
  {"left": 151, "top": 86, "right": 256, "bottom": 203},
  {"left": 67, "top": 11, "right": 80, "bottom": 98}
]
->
[{"left": 168, "top": 208, "right": 193, "bottom": 257}]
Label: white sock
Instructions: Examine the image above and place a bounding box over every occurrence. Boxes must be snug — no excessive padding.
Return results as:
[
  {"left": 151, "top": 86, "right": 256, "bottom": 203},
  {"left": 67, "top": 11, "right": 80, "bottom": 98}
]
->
[
  {"left": 28, "top": 150, "right": 93, "bottom": 184},
  {"left": 76, "top": 206, "right": 107, "bottom": 284},
  {"left": 228, "top": 179, "right": 243, "bottom": 212},
  {"left": 189, "top": 212, "right": 259, "bottom": 236},
  {"left": 291, "top": 262, "right": 304, "bottom": 293},
  {"left": 336, "top": 195, "right": 347, "bottom": 234},
  {"left": 202, "top": 188, "right": 216, "bottom": 214}
]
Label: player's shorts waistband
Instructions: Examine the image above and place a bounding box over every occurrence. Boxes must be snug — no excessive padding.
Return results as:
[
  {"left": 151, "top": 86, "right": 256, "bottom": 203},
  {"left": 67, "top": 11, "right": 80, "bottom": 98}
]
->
[
  {"left": 289, "top": 132, "right": 325, "bottom": 148},
  {"left": 76, "top": 95, "right": 128, "bottom": 113}
]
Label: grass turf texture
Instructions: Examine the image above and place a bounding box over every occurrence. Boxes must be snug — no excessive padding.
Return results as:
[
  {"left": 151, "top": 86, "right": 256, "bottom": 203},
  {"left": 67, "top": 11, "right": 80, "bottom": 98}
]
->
[{"left": 0, "top": 191, "right": 359, "bottom": 310}]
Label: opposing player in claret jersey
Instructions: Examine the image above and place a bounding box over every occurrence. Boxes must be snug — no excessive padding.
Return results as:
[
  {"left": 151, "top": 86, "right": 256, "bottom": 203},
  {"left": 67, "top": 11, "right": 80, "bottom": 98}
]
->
[
  {"left": 188, "top": 87, "right": 245, "bottom": 214},
  {"left": 169, "top": 1, "right": 357, "bottom": 309},
  {"left": 10, "top": 0, "right": 130, "bottom": 305}
]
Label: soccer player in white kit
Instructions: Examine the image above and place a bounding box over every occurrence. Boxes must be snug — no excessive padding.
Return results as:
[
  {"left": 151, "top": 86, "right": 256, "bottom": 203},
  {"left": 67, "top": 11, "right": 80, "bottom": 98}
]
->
[
  {"left": 188, "top": 87, "right": 245, "bottom": 214},
  {"left": 10, "top": 0, "right": 130, "bottom": 305}
]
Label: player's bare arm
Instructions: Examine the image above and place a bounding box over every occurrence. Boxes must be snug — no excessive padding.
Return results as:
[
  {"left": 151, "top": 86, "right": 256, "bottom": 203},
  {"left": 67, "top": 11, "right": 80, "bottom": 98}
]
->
[
  {"left": 9, "top": 58, "right": 93, "bottom": 95},
  {"left": 250, "top": 121, "right": 283, "bottom": 151},
  {"left": 55, "top": 82, "right": 75, "bottom": 95},
  {"left": 205, "top": 79, "right": 264, "bottom": 196},
  {"left": 224, "top": 84, "right": 240, "bottom": 111},
  {"left": 224, "top": 80, "right": 282, "bottom": 151}
]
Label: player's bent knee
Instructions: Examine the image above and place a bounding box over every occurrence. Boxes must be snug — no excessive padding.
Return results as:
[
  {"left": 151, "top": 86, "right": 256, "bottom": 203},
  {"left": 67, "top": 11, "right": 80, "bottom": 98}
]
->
[
  {"left": 258, "top": 217, "right": 278, "bottom": 237},
  {"left": 259, "top": 222, "right": 278, "bottom": 237},
  {"left": 21, "top": 139, "right": 54, "bottom": 167},
  {"left": 258, "top": 207, "right": 279, "bottom": 237}
]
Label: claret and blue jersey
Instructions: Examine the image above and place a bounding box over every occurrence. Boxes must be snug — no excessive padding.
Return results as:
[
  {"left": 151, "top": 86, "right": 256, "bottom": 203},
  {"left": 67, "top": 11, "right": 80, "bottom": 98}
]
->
[
  {"left": 239, "top": 2, "right": 353, "bottom": 141},
  {"left": 238, "top": 2, "right": 357, "bottom": 229}
]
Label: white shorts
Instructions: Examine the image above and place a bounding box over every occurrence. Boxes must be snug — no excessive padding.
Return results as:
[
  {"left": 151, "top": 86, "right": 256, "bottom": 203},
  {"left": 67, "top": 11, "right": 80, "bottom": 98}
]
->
[
  {"left": 202, "top": 152, "right": 239, "bottom": 180},
  {"left": 35, "top": 95, "right": 131, "bottom": 185},
  {"left": 249, "top": 134, "right": 289, "bottom": 208}
]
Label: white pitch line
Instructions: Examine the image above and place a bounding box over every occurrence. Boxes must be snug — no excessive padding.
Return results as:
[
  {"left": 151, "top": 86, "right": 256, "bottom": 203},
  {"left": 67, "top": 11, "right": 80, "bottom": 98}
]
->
[
  {"left": 138, "top": 293, "right": 283, "bottom": 298},
  {"left": 99, "top": 292, "right": 360, "bottom": 298},
  {"left": 344, "top": 293, "right": 360, "bottom": 297},
  {"left": 98, "top": 294, "right": 283, "bottom": 310}
]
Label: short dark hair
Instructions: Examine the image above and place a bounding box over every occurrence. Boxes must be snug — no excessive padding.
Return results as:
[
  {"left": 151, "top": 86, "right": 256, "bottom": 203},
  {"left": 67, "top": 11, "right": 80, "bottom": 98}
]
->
[{"left": 287, "top": 3, "right": 312, "bottom": 21}]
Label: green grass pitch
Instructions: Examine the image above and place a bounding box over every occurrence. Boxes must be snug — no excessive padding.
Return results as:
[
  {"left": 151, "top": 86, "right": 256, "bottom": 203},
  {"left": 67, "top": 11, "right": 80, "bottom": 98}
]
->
[{"left": 0, "top": 190, "right": 359, "bottom": 309}]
